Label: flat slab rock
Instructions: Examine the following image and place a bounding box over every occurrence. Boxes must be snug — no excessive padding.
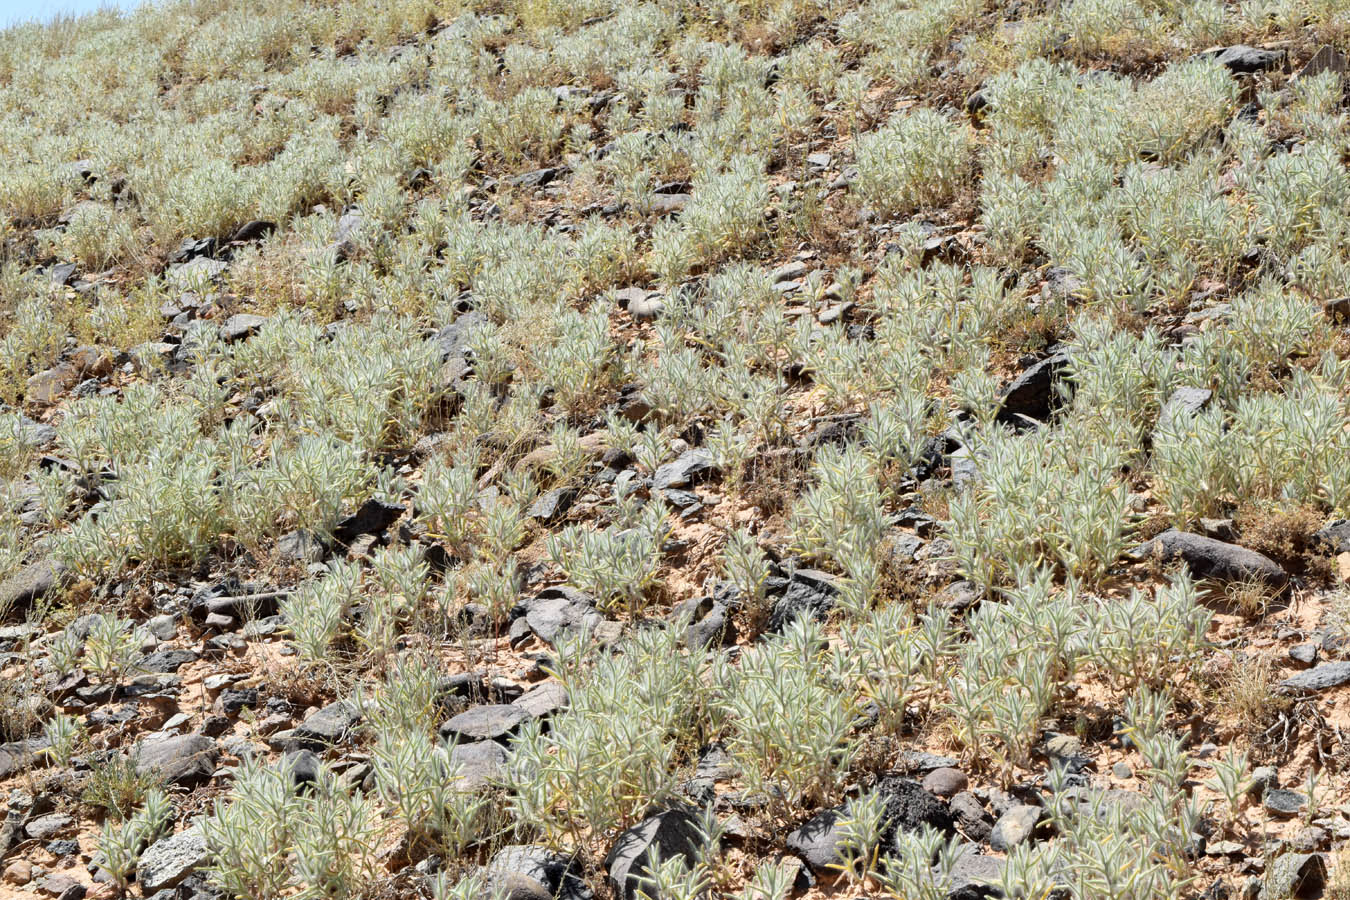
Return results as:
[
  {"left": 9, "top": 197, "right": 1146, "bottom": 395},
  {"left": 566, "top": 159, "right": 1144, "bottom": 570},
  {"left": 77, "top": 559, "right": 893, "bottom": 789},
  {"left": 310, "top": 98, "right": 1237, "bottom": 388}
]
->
[
  {"left": 138, "top": 826, "right": 209, "bottom": 893},
  {"left": 1134, "top": 529, "right": 1287, "bottom": 588},
  {"left": 1278, "top": 662, "right": 1350, "bottom": 695},
  {"left": 133, "top": 734, "right": 218, "bottom": 788},
  {"left": 441, "top": 704, "right": 529, "bottom": 743},
  {"left": 292, "top": 700, "right": 361, "bottom": 748}
]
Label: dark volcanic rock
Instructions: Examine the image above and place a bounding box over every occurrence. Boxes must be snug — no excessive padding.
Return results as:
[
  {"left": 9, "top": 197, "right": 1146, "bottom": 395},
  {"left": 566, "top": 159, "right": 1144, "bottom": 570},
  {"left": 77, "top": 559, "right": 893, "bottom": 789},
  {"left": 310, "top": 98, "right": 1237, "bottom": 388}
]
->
[
  {"left": 767, "top": 568, "right": 839, "bottom": 633},
  {"left": 787, "top": 778, "right": 952, "bottom": 873},
  {"left": 996, "top": 352, "right": 1069, "bottom": 424},
  {"left": 332, "top": 499, "right": 405, "bottom": 546},
  {"left": 1134, "top": 529, "right": 1287, "bottom": 589},
  {"left": 230, "top": 220, "right": 277, "bottom": 243},
  {"left": 141, "top": 649, "right": 198, "bottom": 674},
  {"left": 1314, "top": 519, "right": 1350, "bottom": 554},
  {"left": 605, "top": 806, "right": 704, "bottom": 900}
]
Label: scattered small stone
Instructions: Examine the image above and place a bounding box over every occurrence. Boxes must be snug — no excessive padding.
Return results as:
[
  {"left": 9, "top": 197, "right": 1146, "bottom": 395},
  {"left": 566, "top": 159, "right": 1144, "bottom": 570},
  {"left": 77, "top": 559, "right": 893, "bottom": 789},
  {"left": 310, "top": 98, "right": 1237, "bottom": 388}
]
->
[
  {"left": 766, "top": 568, "right": 839, "bottom": 633},
  {"left": 1202, "top": 44, "right": 1285, "bottom": 74},
  {"left": 513, "top": 682, "right": 568, "bottom": 719},
  {"left": 652, "top": 449, "right": 716, "bottom": 490},
  {"left": 1263, "top": 788, "right": 1305, "bottom": 818},
  {"left": 25, "top": 813, "right": 72, "bottom": 841},
  {"left": 948, "top": 791, "right": 993, "bottom": 843},
  {"left": 291, "top": 700, "right": 361, "bottom": 749},
  {"left": 449, "top": 741, "right": 509, "bottom": 791},
  {"left": 3, "top": 860, "right": 32, "bottom": 885},
  {"left": 1290, "top": 643, "right": 1318, "bottom": 667},
  {"left": 220, "top": 314, "right": 268, "bottom": 342},
  {"left": 996, "top": 352, "right": 1069, "bottom": 424},
  {"left": 1249, "top": 766, "right": 1279, "bottom": 798},
  {"left": 922, "top": 767, "right": 969, "bottom": 799},
  {"left": 1112, "top": 762, "right": 1133, "bottom": 780},
  {"left": 989, "top": 805, "right": 1042, "bottom": 852}
]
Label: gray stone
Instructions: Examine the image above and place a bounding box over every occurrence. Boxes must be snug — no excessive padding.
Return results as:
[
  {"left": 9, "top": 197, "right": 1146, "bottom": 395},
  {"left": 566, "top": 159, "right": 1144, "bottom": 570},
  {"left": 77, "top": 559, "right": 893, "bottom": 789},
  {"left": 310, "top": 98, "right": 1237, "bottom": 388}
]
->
[
  {"left": 605, "top": 807, "right": 704, "bottom": 900},
  {"left": 1314, "top": 519, "right": 1350, "bottom": 554},
  {"left": 513, "top": 682, "right": 568, "bottom": 719},
  {"left": 527, "top": 489, "right": 576, "bottom": 524},
  {"left": 24, "top": 813, "right": 72, "bottom": 840},
  {"left": 330, "top": 210, "right": 365, "bottom": 261},
  {"left": 146, "top": 615, "right": 177, "bottom": 641},
  {"left": 1206, "top": 44, "right": 1285, "bottom": 73},
  {"left": 484, "top": 845, "right": 591, "bottom": 900},
  {"left": 169, "top": 256, "right": 228, "bottom": 286},
  {"left": 1259, "top": 852, "right": 1326, "bottom": 900},
  {"left": 0, "top": 738, "right": 50, "bottom": 778},
  {"left": 292, "top": 700, "right": 361, "bottom": 749},
  {"left": 787, "top": 778, "right": 952, "bottom": 873},
  {"left": 1289, "top": 643, "right": 1318, "bottom": 667},
  {"left": 943, "top": 853, "right": 1004, "bottom": 899},
  {"left": 989, "top": 805, "right": 1042, "bottom": 852},
  {"left": 138, "top": 826, "right": 209, "bottom": 893},
  {"left": 277, "top": 530, "right": 326, "bottom": 563},
  {"left": 331, "top": 498, "right": 404, "bottom": 546},
  {"left": 948, "top": 792, "right": 993, "bottom": 844},
  {"left": 524, "top": 587, "right": 601, "bottom": 645},
  {"left": 1112, "top": 762, "right": 1133, "bottom": 779},
  {"left": 686, "top": 602, "right": 735, "bottom": 650},
  {"left": 922, "top": 768, "right": 969, "bottom": 799},
  {"left": 652, "top": 449, "right": 716, "bottom": 490},
  {"left": 1134, "top": 530, "right": 1287, "bottom": 589},
  {"left": 133, "top": 735, "right": 217, "bottom": 788},
  {"left": 1263, "top": 788, "right": 1304, "bottom": 818},
  {"left": 141, "top": 649, "right": 198, "bottom": 674},
  {"left": 434, "top": 309, "right": 487, "bottom": 384},
  {"left": 450, "top": 741, "right": 510, "bottom": 791},
  {"left": 219, "top": 314, "right": 267, "bottom": 342},
  {"left": 1278, "top": 662, "right": 1350, "bottom": 695},
  {"left": 0, "top": 558, "right": 66, "bottom": 619},
  {"left": 1158, "top": 387, "right": 1212, "bottom": 425},
  {"left": 1249, "top": 766, "right": 1278, "bottom": 797},
  {"left": 441, "top": 704, "right": 528, "bottom": 743}
]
